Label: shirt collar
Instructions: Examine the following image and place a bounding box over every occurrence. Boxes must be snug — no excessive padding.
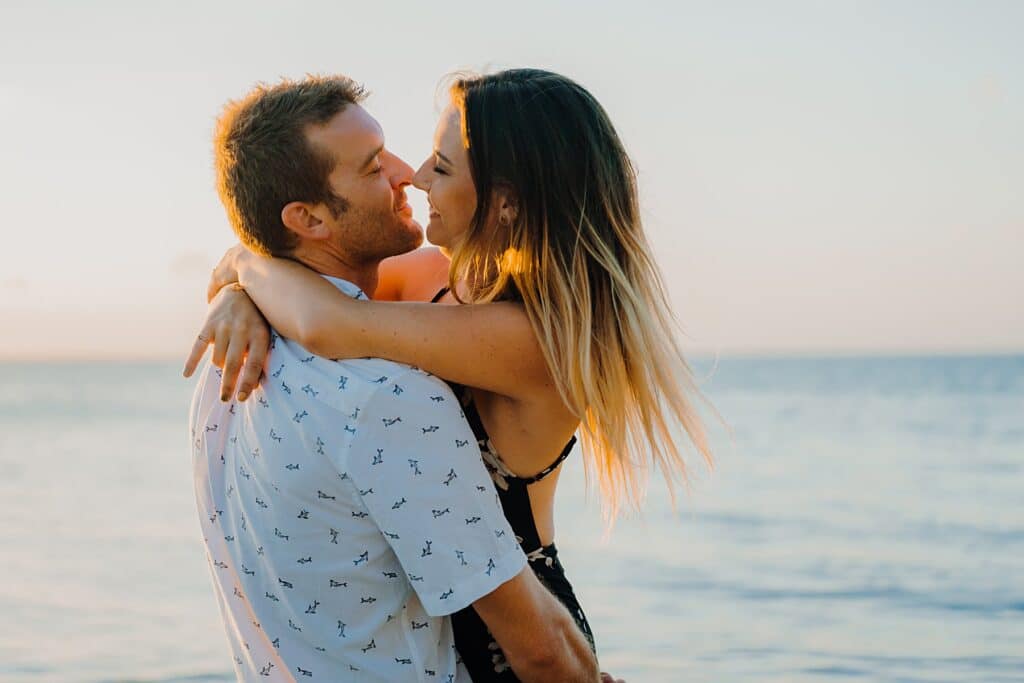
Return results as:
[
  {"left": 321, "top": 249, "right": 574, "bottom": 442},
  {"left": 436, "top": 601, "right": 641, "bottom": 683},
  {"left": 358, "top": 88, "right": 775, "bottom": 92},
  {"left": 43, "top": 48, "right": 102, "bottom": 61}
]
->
[{"left": 321, "top": 275, "right": 369, "bottom": 301}]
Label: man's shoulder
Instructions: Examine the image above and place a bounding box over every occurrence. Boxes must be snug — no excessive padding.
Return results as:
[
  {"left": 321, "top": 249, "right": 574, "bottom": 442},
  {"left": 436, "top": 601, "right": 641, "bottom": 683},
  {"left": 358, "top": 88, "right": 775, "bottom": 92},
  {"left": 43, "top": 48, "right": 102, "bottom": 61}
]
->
[
  {"left": 269, "top": 331, "right": 455, "bottom": 413},
  {"left": 332, "top": 360, "right": 466, "bottom": 490},
  {"left": 345, "top": 362, "right": 459, "bottom": 427},
  {"left": 330, "top": 356, "right": 456, "bottom": 410}
]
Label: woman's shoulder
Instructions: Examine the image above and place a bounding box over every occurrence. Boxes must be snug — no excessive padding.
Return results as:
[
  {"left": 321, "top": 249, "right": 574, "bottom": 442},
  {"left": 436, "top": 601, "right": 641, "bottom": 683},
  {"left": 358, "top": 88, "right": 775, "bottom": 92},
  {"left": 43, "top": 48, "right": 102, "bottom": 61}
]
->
[{"left": 376, "top": 247, "right": 450, "bottom": 302}]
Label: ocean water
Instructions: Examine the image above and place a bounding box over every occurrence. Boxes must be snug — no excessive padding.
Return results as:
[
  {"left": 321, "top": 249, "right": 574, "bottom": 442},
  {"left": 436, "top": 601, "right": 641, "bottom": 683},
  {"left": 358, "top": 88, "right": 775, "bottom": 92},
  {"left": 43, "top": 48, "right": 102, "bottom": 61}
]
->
[{"left": 1, "top": 356, "right": 1021, "bottom": 683}]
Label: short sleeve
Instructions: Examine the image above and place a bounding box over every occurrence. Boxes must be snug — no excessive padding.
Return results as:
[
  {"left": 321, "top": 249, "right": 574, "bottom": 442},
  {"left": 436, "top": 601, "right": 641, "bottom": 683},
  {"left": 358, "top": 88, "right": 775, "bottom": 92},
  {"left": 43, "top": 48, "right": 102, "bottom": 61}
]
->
[{"left": 344, "top": 370, "right": 526, "bottom": 616}]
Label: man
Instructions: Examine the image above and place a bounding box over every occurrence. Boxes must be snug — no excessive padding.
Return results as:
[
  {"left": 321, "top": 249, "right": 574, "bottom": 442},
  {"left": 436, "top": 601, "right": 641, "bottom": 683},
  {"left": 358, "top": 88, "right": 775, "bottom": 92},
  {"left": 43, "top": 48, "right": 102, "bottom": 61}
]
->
[{"left": 187, "top": 76, "right": 598, "bottom": 682}]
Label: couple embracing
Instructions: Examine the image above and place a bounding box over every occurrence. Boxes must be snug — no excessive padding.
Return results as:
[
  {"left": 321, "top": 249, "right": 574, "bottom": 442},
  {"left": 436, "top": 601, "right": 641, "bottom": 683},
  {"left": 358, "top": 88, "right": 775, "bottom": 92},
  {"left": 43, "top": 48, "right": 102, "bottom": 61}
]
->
[{"left": 186, "top": 69, "right": 710, "bottom": 682}]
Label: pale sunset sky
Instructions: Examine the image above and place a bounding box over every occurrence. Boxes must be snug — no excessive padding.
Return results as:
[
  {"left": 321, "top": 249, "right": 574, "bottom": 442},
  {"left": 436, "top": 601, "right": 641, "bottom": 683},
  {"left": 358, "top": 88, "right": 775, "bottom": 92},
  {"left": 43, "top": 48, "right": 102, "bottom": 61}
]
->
[{"left": 1, "top": 1, "right": 1021, "bottom": 360}]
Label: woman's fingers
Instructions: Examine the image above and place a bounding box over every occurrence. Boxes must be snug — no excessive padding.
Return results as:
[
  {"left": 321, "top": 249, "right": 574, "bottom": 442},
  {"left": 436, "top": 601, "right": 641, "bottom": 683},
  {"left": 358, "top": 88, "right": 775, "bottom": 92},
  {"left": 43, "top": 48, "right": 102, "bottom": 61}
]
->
[
  {"left": 183, "top": 328, "right": 214, "bottom": 378},
  {"left": 210, "top": 324, "right": 230, "bottom": 370},
  {"left": 219, "top": 333, "right": 247, "bottom": 401},
  {"left": 236, "top": 328, "right": 269, "bottom": 401},
  {"left": 185, "top": 277, "right": 270, "bottom": 396}
]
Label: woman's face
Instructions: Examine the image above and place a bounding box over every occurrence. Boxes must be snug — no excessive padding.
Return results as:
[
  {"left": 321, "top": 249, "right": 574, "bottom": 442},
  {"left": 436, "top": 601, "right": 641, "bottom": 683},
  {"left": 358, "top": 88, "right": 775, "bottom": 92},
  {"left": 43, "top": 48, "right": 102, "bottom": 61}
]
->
[{"left": 413, "top": 104, "right": 478, "bottom": 250}]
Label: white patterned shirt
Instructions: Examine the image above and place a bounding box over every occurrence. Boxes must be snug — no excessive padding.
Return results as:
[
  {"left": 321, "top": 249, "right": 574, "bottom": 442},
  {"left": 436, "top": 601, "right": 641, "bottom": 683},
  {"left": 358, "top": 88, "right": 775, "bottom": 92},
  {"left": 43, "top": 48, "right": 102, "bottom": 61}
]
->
[{"left": 190, "top": 277, "right": 527, "bottom": 682}]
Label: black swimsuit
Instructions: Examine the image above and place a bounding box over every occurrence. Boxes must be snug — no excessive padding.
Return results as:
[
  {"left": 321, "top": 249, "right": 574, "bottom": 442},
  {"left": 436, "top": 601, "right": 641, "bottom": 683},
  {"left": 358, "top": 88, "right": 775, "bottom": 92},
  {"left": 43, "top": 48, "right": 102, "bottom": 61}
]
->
[{"left": 430, "top": 287, "right": 596, "bottom": 680}]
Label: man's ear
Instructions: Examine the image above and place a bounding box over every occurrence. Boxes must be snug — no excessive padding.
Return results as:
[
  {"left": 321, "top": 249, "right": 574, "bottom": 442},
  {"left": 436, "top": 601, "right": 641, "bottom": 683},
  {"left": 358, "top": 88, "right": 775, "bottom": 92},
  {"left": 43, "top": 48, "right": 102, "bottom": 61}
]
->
[{"left": 281, "top": 202, "right": 331, "bottom": 241}]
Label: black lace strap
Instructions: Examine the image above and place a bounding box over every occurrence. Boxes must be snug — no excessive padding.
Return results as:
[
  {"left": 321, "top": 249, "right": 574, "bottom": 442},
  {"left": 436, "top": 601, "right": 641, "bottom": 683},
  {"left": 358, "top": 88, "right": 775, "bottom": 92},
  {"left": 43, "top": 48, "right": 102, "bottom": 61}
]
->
[
  {"left": 520, "top": 436, "right": 577, "bottom": 484},
  {"left": 430, "top": 287, "right": 450, "bottom": 303},
  {"left": 457, "top": 383, "right": 577, "bottom": 485}
]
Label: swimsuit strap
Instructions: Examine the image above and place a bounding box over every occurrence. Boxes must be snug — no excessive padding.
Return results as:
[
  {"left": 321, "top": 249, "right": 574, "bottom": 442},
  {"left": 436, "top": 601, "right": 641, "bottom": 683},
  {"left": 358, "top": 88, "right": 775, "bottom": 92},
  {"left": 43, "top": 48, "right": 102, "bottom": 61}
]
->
[
  {"left": 430, "top": 286, "right": 450, "bottom": 303},
  {"left": 458, "top": 384, "right": 576, "bottom": 484},
  {"left": 518, "top": 435, "right": 577, "bottom": 484}
]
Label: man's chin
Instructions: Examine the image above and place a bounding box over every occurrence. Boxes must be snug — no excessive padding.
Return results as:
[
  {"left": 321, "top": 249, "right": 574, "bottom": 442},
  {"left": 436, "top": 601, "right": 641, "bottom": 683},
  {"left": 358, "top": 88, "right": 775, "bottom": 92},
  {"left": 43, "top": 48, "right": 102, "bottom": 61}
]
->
[
  {"left": 379, "top": 221, "right": 423, "bottom": 258},
  {"left": 400, "top": 218, "right": 425, "bottom": 249}
]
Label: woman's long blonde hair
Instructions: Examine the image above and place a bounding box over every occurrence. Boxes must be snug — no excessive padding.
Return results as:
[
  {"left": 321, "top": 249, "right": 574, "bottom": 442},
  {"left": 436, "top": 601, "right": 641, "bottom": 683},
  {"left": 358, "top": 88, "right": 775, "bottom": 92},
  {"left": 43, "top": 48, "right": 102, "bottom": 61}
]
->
[{"left": 447, "top": 69, "right": 712, "bottom": 520}]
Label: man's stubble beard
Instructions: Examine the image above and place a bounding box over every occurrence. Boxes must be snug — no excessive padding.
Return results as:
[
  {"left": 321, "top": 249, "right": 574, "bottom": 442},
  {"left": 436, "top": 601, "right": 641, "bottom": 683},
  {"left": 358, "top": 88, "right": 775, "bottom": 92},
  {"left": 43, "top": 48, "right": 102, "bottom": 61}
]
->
[{"left": 339, "top": 204, "right": 423, "bottom": 264}]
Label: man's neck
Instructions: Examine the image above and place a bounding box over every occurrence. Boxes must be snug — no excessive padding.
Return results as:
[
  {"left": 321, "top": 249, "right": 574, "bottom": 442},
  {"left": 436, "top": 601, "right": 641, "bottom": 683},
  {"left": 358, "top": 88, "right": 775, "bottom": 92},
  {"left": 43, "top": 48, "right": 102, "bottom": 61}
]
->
[{"left": 289, "top": 245, "right": 379, "bottom": 298}]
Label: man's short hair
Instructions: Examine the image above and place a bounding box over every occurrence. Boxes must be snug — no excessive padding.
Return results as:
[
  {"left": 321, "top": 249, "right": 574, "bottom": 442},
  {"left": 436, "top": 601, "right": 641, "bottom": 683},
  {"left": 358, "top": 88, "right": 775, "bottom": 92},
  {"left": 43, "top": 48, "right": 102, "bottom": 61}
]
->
[{"left": 214, "top": 76, "right": 368, "bottom": 255}]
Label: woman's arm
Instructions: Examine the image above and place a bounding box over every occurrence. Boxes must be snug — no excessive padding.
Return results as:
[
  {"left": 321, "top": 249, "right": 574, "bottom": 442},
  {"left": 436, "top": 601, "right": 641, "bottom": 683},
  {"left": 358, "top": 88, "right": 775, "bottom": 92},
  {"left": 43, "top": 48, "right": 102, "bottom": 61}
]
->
[{"left": 235, "top": 251, "right": 554, "bottom": 400}]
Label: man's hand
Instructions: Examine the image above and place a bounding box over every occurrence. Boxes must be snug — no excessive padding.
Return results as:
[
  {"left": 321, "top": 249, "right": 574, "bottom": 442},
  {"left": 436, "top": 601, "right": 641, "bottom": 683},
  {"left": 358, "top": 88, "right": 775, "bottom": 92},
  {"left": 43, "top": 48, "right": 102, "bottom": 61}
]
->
[
  {"left": 206, "top": 244, "right": 250, "bottom": 303},
  {"left": 183, "top": 284, "right": 271, "bottom": 402}
]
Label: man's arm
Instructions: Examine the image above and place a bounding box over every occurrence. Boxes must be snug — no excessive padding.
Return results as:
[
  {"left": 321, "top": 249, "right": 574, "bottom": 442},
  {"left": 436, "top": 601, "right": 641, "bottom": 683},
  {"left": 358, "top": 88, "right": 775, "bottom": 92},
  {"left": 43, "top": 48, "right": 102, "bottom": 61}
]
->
[
  {"left": 344, "top": 370, "right": 597, "bottom": 681},
  {"left": 474, "top": 568, "right": 599, "bottom": 683},
  {"left": 343, "top": 369, "right": 528, "bottom": 608}
]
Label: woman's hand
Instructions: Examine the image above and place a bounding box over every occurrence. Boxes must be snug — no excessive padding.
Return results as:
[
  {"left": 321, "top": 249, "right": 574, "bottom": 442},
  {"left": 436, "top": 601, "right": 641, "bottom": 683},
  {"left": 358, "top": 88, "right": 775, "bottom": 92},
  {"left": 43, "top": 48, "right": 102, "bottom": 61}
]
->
[
  {"left": 183, "top": 283, "right": 271, "bottom": 402},
  {"left": 206, "top": 244, "right": 250, "bottom": 303}
]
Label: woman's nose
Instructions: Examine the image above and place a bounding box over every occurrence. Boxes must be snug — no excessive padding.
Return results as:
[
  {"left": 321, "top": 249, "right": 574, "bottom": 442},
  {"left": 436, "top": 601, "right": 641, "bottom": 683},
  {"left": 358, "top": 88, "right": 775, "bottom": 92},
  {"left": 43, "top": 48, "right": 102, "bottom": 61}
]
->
[{"left": 412, "top": 159, "right": 431, "bottom": 191}]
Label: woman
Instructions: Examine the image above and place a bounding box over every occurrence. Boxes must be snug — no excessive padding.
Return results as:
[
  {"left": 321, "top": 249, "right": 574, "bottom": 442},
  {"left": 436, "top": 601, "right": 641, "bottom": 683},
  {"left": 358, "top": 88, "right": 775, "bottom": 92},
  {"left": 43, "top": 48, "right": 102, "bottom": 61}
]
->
[{"left": 187, "top": 68, "right": 711, "bottom": 681}]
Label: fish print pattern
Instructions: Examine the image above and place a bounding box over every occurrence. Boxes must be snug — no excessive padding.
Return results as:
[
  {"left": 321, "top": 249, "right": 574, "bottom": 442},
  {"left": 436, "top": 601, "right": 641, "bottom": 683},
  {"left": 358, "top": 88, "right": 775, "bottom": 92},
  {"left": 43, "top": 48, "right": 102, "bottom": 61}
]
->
[{"left": 189, "top": 275, "right": 526, "bottom": 683}]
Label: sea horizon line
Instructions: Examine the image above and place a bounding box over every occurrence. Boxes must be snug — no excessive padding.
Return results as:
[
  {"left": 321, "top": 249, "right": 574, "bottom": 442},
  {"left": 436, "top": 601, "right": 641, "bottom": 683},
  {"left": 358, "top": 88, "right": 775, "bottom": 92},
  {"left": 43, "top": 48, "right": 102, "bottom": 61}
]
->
[{"left": 2, "top": 349, "right": 1022, "bottom": 365}]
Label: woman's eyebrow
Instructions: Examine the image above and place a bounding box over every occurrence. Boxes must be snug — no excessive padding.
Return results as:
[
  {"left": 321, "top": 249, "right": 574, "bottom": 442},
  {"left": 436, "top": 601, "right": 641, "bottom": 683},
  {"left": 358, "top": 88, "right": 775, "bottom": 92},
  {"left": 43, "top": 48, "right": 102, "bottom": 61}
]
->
[{"left": 434, "top": 150, "right": 453, "bottom": 165}]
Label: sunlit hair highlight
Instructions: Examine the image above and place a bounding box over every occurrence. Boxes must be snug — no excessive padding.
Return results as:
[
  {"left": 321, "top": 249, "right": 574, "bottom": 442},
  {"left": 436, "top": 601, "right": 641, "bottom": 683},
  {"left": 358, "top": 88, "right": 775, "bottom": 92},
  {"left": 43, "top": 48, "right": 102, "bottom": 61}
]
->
[{"left": 446, "top": 69, "right": 713, "bottom": 520}]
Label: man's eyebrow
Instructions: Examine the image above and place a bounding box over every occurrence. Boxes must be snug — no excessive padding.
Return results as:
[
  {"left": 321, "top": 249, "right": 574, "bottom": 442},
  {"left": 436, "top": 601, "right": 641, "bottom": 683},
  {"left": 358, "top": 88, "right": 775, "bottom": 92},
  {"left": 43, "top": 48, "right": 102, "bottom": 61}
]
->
[
  {"left": 359, "top": 145, "right": 384, "bottom": 171},
  {"left": 434, "top": 150, "right": 453, "bottom": 165}
]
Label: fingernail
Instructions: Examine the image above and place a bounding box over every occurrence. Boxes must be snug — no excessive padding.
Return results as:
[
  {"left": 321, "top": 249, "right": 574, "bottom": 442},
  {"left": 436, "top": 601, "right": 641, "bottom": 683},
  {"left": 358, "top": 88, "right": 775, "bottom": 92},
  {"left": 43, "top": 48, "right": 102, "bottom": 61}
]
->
[{"left": 237, "top": 391, "right": 248, "bottom": 402}]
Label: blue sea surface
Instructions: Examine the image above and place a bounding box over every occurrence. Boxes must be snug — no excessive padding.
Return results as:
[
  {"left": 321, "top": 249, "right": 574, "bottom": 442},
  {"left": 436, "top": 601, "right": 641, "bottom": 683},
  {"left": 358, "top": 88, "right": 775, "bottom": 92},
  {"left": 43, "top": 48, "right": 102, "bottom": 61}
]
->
[{"left": 0, "top": 356, "right": 1021, "bottom": 682}]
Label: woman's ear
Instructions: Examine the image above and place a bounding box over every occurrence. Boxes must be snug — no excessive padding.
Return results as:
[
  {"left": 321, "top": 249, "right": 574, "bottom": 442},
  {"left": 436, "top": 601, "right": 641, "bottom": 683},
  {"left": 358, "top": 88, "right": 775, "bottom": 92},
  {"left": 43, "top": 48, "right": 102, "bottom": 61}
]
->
[
  {"left": 281, "top": 202, "right": 331, "bottom": 241},
  {"left": 495, "top": 190, "right": 519, "bottom": 227}
]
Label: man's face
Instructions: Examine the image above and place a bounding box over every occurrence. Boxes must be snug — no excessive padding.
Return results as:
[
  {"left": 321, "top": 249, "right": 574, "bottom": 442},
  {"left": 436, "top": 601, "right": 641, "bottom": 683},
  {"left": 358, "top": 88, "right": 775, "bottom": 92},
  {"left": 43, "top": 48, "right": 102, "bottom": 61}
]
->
[{"left": 306, "top": 104, "right": 423, "bottom": 261}]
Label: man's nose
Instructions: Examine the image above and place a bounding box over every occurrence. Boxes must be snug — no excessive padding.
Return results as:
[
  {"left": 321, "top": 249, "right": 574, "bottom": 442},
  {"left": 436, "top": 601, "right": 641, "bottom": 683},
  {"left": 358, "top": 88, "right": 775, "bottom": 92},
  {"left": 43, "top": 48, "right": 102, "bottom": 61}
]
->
[{"left": 385, "top": 151, "right": 415, "bottom": 188}]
